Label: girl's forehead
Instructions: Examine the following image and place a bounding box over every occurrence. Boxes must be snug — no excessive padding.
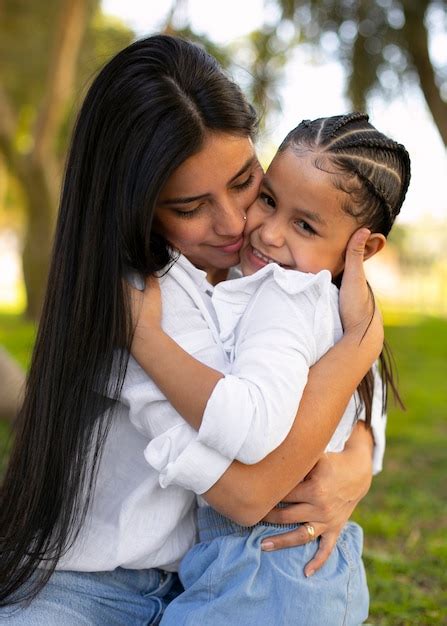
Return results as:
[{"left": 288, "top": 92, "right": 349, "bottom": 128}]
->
[
  {"left": 264, "top": 149, "right": 356, "bottom": 225},
  {"left": 266, "top": 148, "right": 334, "bottom": 193}
]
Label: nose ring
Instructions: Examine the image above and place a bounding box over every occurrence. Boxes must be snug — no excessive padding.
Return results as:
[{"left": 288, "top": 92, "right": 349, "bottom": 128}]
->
[{"left": 243, "top": 215, "right": 247, "bottom": 221}]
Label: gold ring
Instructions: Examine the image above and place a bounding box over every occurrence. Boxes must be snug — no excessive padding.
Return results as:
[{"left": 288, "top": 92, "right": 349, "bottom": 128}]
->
[{"left": 304, "top": 523, "right": 316, "bottom": 541}]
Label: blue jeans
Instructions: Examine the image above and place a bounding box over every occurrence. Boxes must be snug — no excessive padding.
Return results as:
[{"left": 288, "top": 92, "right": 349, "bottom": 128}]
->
[
  {"left": 161, "top": 507, "right": 369, "bottom": 626},
  {"left": 0, "top": 567, "right": 183, "bottom": 625}
]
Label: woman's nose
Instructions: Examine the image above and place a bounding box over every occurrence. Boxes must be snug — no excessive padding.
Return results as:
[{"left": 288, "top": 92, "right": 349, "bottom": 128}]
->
[{"left": 214, "top": 202, "right": 246, "bottom": 238}]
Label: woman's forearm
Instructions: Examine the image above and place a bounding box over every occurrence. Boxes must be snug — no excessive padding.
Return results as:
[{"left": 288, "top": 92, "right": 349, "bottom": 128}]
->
[{"left": 203, "top": 331, "right": 379, "bottom": 525}]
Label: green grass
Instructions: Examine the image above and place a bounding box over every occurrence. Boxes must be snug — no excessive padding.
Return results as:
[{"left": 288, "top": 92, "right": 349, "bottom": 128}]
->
[
  {"left": 0, "top": 312, "right": 36, "bottom": 370},
  {"left": 0, "top": 313, "right": 36, "bottom": 474},
  {"left": 0, "top": 311, "right": 446, "bottom": 623},
  {"left": 353, "top": 313, "right": 447, "bottom": 625}
]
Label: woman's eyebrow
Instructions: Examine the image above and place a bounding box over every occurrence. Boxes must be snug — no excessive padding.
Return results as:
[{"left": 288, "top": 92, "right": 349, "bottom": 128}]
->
[
  {"left": 160, "top": 192, "right": 208, "bottom": 206},
  {"left": 160, "top": 156, "right": 257, "bottom": 205},
  {"left": 228, "top": 156, "right": 257, "bottom": 184}
]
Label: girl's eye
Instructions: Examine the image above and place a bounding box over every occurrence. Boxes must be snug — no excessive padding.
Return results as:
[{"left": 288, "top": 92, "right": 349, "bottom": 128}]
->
[
  {"left": 259, "top": 192, "right": 275, "bottom": 208},
  {"left": 234, "top": 173, "right": 255, "bottom": 192},
  {"left": 295, "top": 219, "right": 317, "bottom": 236}
]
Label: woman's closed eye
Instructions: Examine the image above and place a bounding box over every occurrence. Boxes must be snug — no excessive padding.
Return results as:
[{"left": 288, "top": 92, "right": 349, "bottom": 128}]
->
[
  {"left": 172, "top": 175, "right": 256, "bottom": 218},
  {"left": 172, "top": 204, "right": 204, "bottom": 219},
  {"left": 233, "top": 173, "right": 255, "bottom": 192},
  {"left": 295, "top": 219, "right": 317, "bottom": 236}
]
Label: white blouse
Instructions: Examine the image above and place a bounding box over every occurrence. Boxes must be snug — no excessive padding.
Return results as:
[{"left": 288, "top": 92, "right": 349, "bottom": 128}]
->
[
  {"left": 147, "top": 262, "right": 386, "bottom": 491},
  {"left": 57, "top": 255, "right": 385, "bottom": 573}
]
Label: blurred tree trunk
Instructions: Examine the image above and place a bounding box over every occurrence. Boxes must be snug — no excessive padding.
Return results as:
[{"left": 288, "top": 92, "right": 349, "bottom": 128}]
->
[
  {"left": 271, "top": 0, "right": 447, "bottom": 150},
  {"left": 0, "top": 0, "right": 90, "bottom": 319},
  {"left": 402, "top": 2, "right": 447, "bottom": 147},
  {"left": 0, "top": 348, "right": 25, "bottom": 422}
]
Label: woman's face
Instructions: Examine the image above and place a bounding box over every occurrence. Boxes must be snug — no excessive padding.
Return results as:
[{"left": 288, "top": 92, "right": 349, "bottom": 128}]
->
[{"left": 154, "top": 132, "right": 263, "bottom": 284}]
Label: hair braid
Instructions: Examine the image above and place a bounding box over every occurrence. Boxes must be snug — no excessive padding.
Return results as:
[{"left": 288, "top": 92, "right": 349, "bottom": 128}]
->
[
  {"left": 324, "top": 112, "right": 369, "bottom": 141},
  {"left": 281, "top": 111, "right": 411, "bottom": 236}
]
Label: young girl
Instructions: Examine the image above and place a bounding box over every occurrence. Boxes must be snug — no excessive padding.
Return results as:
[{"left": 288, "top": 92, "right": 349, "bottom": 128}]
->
[{"left": 130, "top": 112, "right": 410, "bottom": 626}]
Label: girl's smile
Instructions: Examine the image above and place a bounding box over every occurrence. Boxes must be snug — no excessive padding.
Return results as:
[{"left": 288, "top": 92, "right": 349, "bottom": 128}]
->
[{"left": 244, "top": 244, "right": 293, "bottom": 270}]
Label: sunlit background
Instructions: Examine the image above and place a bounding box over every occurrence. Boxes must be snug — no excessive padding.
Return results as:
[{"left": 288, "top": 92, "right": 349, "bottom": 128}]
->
[
  {"left": 0, "top": 3, "right": 446, "bottom": 624},
  {"left": 0, "top": 0, "right": 446, "bottom": 317}
]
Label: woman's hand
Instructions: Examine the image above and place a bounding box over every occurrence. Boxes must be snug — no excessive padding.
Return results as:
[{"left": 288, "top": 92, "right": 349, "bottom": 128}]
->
[
  {"left": 260, "top": 422, "right": 374, "bottom": 577},
  {"left": 339, "top": 228, "right": 383, "bottom": 359}
]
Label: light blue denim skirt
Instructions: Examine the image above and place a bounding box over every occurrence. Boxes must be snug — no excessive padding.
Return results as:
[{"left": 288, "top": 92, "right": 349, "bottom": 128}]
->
[{"left": 161, "top": 507, "right": 369, "bottom": 626}]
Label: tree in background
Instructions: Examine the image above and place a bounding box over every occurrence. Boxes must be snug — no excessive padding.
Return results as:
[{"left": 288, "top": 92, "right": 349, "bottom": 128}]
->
[
  {"left": 0, "top": 0, "right": 133, "bottom": 319},
  {"left": 161, "top": 1, "right": 447, "bottom": 144},
  {"left": 1, "top": 0, "right": 446, "bottom": 318},
  {"left": 264, "top": 0, "right": 447, "bottom": 147}
]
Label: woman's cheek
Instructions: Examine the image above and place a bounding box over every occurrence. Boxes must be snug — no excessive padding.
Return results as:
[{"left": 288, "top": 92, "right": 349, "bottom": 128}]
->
[{"left": 245, "top": 200, "right": 265, "bottom": 232}]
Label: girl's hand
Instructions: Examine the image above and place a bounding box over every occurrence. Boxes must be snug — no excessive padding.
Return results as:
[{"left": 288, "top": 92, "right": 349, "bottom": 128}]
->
[
  {"left": 129, "top": 275, "right": 162, "bottom": 336},
  {"left": 260, "top": 421, "right": 374, "bottom": 576},
  {"left": 127, "top": 275, "right": 163, "bottom": 365},
  {"left": 340, "top": 228, "right": 383, "bottom": 359}
]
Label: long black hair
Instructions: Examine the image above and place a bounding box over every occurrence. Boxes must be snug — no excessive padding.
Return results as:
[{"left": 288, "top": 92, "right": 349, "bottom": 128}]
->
[
  {"left": 0, "top": 35, "right": 258, "bottom": 605},
  {"left": 279, "top": 112, "right": 410, "bottom": 424}
]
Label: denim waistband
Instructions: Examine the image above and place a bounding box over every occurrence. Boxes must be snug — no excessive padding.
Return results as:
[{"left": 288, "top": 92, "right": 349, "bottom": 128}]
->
[{"left": 197, "top": 506, "right": 301, "bottom": 543}]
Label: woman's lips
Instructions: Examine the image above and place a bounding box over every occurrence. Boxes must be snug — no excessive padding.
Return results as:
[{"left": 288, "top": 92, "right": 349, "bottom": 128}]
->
[{"left": 214, "top": 237, "right": 244, "bottom": 254}]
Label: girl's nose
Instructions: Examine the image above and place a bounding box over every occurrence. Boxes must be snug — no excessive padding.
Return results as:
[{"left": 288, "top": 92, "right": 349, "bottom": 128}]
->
[{"left": 259, "top": 217, "right": 284, "bottom": 248}]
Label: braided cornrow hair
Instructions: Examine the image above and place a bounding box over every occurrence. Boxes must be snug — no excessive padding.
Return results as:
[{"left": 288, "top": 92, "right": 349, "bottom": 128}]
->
[
  {"left": 279, "top": 112, "right": 411, "bottom": 236},
  {"left": 278, "top": 112, "right": 411, "bottom": 425}
]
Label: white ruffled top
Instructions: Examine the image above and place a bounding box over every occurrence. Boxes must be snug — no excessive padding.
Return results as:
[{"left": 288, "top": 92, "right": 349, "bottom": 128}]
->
[{"left": 146, "top": 262, "right": 384, "bottom": 493}]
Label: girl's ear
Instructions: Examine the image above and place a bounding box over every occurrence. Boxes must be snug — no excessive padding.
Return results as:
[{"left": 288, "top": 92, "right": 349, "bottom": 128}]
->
[{"left": 363, "top": 233, "right": 386, "bottom": 261}]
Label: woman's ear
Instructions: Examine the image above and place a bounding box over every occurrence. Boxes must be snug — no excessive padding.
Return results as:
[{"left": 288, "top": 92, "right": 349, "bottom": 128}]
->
[{"left": 363, "top": 233, "right": 386, "bottom": 261}]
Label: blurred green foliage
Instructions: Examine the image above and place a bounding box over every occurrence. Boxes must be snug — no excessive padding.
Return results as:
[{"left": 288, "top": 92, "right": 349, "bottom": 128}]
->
[
  {"left": 353, "top": 313, "right": 447, "bottom": 624},
  {"left": 0, "top": 311, "right": 446, "bottom": 622}
]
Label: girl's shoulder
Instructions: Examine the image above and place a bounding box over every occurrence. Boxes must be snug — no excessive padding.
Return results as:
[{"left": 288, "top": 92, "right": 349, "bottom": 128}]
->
[
  {"left": 213, "top": 263, "right": 337, "bottom": 305},
  {"left": 212, "top": 264, "right": 340, "bottom": 348}
]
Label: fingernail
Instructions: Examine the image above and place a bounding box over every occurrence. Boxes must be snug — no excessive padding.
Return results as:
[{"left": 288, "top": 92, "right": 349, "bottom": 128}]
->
[
  {"left": 305, "top": 569, "right": 315, "bottom": 577},
  {"left": 261, "top": 541, "right": 274, "bottom": 551}
]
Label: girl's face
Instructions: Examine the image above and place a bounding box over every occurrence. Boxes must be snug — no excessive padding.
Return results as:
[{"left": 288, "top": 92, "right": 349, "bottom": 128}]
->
[
  {"left": 240, "top": 148, "right": 360, "bottom": 278},
  {"left": 155, "top": 132, "right": 263, "bottom": 284}
]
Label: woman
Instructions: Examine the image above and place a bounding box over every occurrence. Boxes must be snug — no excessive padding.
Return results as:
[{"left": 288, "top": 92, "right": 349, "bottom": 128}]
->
[{"left": 0, "top": 35, "right": 384, "bottom": 624}]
